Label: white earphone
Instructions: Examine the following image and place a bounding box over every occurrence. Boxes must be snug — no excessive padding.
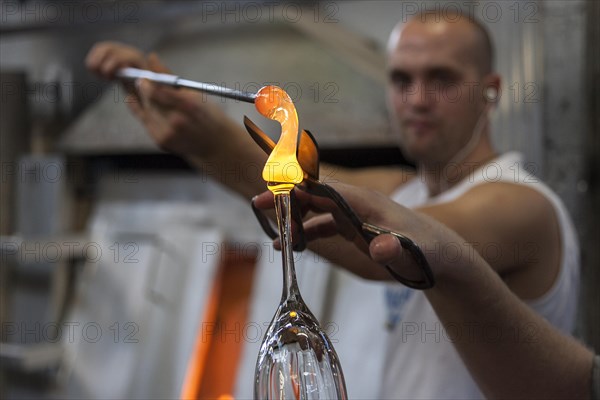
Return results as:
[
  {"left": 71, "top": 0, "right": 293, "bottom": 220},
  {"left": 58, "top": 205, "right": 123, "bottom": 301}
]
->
[{"left": 485, "top": 86, "right": 498, "bottom": 102}]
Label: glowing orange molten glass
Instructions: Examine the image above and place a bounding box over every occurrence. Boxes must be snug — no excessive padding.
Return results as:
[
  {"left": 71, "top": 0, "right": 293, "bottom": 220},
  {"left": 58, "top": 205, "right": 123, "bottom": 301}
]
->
[{"left": 255, "top": 86, "right": 303, "bottom": 194}]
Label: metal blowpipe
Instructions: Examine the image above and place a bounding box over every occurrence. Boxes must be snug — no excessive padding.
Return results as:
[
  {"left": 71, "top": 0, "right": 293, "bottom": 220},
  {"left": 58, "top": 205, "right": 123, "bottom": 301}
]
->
[{"left": 116, "top": 67, "right": 257, "bottom": 103}]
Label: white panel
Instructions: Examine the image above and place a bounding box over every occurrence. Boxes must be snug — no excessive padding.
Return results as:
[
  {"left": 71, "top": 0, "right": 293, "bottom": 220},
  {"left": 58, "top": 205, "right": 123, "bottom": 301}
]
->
[{"left": 58, "top": 202, "right": 223, "bottom": 399}]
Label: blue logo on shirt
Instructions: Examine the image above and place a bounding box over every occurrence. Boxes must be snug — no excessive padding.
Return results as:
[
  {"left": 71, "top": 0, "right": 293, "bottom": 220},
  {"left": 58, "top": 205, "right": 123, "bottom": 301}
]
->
[{"left": 385, "top": 286, "right": 415, "bottom": 330}]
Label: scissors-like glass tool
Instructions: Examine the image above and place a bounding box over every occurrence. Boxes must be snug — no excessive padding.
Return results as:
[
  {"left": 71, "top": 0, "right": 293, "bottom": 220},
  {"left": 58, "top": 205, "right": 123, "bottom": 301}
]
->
[{"left": 244, "top": 117, "right": 434, "bottom": 290}]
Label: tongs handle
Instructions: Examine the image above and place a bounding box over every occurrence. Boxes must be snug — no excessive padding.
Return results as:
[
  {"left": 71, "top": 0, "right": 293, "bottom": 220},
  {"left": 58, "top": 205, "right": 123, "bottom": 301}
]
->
[
  {"left": 116, "top": 67, "right": 258, "bottom": 103},
  {"left": 303, "top": 180, "right": 434, "bottom": 289},
  {"left": 361, "top": 223, "right": 435, "bottom": 290}
]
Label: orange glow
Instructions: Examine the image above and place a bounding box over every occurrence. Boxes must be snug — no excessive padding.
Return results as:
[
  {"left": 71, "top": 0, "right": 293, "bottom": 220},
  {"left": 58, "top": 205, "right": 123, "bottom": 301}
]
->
[
  {"left": 180, "top": 249, "right": 257, "bottom": 400},
  {"left": 255, "top": 86, "right": 303, "bottom": 194}
]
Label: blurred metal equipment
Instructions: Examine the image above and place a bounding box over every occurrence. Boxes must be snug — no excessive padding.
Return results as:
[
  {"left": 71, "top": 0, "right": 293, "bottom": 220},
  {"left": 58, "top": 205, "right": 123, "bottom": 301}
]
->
[
  {"left": 16, "top": 154, "right": 69, "bottom": 238},
  {"left": 581, "top": 0, "right": 600, "bottom": 353},
  {"left": 0, "top": 72, "right": 31, "bottom": 398},
  {"left": 0, "top": 71, "right": 30, "bottom": 235}
]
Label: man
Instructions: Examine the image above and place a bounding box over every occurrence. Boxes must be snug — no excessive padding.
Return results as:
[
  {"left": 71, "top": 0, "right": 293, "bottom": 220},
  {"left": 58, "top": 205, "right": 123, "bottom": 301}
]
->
[
  {"left": 364, "top": 13, "right": 580, "bottom": 398},
  {"left": 86, "top": 11, "right": 579, "bottom": 398}
]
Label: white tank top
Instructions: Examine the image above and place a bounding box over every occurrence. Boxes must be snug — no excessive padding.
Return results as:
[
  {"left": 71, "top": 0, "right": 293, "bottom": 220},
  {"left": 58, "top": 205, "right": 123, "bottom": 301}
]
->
[{"left": 380, "top": 152, "right": 580, "bottom": 399}]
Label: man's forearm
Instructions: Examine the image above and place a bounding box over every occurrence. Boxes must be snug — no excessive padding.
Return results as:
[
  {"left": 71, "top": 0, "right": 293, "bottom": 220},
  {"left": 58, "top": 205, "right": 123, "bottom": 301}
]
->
[{"left": 425, "top": 255, "right": 593, "bottom": 399}]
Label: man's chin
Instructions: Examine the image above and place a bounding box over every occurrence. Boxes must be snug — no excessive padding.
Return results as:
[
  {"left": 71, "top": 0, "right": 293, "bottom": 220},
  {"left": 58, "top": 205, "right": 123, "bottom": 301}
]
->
[
  {"left": 396, "top": 132, "right": 438, "bottom": 164},
  {"left": 397, "top": 146, "right": 414, "bottom": 162},
  {"left": 398, "top": 146, "right": 428, "bottom": 165},
  {"left": 399, "top": 145, "right": 448, "bottom": 167}
]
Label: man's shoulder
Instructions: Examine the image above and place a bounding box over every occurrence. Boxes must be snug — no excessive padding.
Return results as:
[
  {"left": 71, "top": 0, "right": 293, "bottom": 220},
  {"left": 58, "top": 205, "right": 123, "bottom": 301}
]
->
[
  {"left": 461, "top": 151, "right": 562, "bottom": 214},
  {"left": 458, "top": 181, "right": 557, "bottom": 224}
]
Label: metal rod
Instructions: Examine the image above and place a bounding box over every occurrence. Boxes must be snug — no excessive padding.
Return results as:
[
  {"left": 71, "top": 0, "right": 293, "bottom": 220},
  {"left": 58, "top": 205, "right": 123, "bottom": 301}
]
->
[{"left": 116, "top": 67, "right": 257, "bottom": 103}]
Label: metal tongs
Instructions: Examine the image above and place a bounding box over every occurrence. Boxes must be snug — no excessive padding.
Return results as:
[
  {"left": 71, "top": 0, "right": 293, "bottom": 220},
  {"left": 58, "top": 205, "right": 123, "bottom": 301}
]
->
[
  {"left": 243, "top": 117, "right": 434, "bottom": 290},
  {"left": 116, "top": 68, "right": 257, "bottom": 103},
  {"left": 116, "top": 67, "right": 434, "bottom": 289}
]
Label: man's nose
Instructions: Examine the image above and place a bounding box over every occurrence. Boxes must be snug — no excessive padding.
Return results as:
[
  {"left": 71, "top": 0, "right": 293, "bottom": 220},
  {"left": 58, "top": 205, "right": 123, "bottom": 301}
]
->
[{"left": 405, "top": 82, "right": 433, "bottom": 110}]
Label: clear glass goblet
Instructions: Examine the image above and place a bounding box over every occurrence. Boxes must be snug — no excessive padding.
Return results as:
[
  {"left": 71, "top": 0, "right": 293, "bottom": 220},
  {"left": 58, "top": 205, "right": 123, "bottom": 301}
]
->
[{"left": 254, "top": 193, "right": 347, "bottom": 399}]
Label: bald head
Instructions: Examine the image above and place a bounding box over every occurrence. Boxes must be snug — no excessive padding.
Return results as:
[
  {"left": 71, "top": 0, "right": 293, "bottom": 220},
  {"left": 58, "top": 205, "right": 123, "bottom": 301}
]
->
[{"left": 389, "top": 11, "right": 494, "bottom": 76}]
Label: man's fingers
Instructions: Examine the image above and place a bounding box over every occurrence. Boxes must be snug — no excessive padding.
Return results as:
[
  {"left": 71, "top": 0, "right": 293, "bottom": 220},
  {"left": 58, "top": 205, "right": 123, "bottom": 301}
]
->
[
  {"left": 252, "top": 191, "right": 275, "bottom": 210},
  {"left": 298, "top": 190, "right": 339, "bottom": 215},
  {"left": 137, "top": 79, "right": 177, "bottom": 111},
  {"left": 136, "top": 79, "right": 153, "bottom": 110},
  {"left": 100, "top": 56, "right": 124, "bottom": 80},
  {"left": 131, "top": 81, "right": 172, "bottom": 140},
  {"left": 125, "top": 53, "right": 170, "bottom": 102},
  {"left": 369, "top": 234, "right": 403, "bottom": 265},
  {"left": 147, "top": 52, "right": 171, "bottom": 74},
  {"left": 303, "top": 214, "right": 338, "bottom": 241},
  {"left": 370, "top": 234, "right": 427, "bottom": 282},
  {"left": 137, "top": 78, "right": 187, "bottom": 110},
  {"left": 91, "top": 50, "right": 115, "bottom": 78},
  {"left": 126, "top": 94, "right": 146, "bottom": 120},
  {"left": 86, "top": 42, "right": 147, "bottom": 80},
  {"left": 85, "top": 42, "right": 111, "bottom": 72}
]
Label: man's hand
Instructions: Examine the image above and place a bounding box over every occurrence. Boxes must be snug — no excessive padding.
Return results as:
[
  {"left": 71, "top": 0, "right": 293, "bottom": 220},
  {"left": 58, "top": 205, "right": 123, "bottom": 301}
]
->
[
  {"left": 86, "top": 41, "right": 147, "bottom": 80},
  {"left": 85, "top": 41, "right": 239, "bottom": 157},
  {"left": 253, "top": 183, "right": 470, "bottom": 282},
  {"left": 85, "top": 41, "right": 268, "bottom": 200}
]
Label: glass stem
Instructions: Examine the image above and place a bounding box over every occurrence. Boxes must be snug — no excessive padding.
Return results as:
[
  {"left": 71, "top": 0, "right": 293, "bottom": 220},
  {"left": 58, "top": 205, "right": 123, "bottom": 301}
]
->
[{"left": 274, "top": 192, "right": 301, "bottom": 302}]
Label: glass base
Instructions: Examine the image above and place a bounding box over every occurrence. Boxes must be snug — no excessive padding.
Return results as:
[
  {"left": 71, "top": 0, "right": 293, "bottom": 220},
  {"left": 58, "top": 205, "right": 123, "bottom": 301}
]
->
[{"left": 254, "top": 299, "right": 347, "bottom": 399}]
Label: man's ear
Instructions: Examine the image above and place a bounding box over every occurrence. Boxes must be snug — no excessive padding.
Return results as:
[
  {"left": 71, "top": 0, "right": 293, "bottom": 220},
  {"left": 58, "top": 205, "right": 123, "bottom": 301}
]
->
[{"left": 483, "top": 73, "right": 501, "bottom": 103}]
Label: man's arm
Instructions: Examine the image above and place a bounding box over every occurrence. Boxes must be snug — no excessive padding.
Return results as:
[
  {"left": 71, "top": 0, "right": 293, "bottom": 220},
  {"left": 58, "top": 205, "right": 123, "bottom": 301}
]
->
[
  {"left": 260, "top": 183, "right": 595, "bottom": 399},
  {"left": 417, "top": 182, "right": 562, "bottom": 299},
  {"left": 372, "top": 225, "right": 594, "bottom": 399},
  {"left": 426, "top": 267, "right": 594, "bottom": 399},
  {"left": 282, "top": 180, "right": 563, "bottom": 291},
  {"left": 86, "top": 42, "right": 411, "bottom": 200}
]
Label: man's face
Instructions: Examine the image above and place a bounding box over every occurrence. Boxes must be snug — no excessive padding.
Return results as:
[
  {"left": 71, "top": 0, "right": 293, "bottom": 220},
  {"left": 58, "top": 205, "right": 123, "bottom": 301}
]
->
[{"left": 387, "top": 20, "right": 488, "bottom": 165}]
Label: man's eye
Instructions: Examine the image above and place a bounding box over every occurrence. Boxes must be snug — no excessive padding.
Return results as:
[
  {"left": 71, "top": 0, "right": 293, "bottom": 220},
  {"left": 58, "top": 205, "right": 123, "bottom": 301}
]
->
[
  {"left": 431, "top": 72, "right": 456, "bottom": 86},
  {"left": 390, "top": 73, "right": 412, "bottom": 89}
]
